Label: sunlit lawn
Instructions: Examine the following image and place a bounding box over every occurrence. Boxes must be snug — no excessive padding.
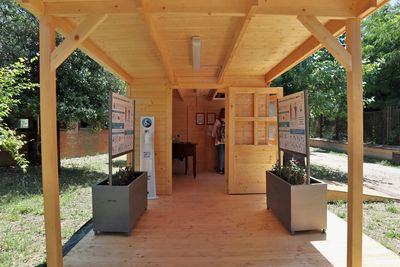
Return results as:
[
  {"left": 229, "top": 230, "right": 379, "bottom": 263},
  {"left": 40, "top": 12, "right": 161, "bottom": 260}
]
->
[
  {"left": 0, "top": 154, "right": 125, "bottom": 266},
  {"left": 328, "top": 200, "right": 400, "bottom": 255}
]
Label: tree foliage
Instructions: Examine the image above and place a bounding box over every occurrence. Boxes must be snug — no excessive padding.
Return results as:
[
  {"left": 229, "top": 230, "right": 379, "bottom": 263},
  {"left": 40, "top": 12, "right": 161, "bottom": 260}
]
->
[
  {"left": 0, "top": 0, "right": 126, "bottom": 130},
  {"left": 272, "top": 2, "right": 400, "bottom": 140},
  {"left": 0, "top": 59, "right": 38, "bottom": 171},
  {"left": 362, "top": 2, "right": 400, "bottom": 109}
]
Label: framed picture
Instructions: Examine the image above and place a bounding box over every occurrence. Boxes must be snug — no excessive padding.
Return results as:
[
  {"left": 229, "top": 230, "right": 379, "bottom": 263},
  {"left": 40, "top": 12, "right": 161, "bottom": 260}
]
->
[
  {"left": 207, "top": 113, "right": 216, "bottom": 125},
  {"left": 196, "top": 113, "right": 205, "bottom": 125}
]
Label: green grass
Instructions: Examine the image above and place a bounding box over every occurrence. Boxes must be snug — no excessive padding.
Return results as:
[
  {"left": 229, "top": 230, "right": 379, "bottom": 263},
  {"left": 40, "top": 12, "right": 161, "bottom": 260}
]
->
[
  {"left": 0, "top": 154, "right": 126, "bottom": 267},
  {"left": 328, "top": 201, "right": 400, "bottom": 255},
  {"left": 311, "top": 164, "right": 348, "bottom": 183}
]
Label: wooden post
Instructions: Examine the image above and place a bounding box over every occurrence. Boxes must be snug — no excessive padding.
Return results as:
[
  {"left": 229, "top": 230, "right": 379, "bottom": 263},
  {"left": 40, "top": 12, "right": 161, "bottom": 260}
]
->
[
  {"left": 346, "top": 18, "right": 363, "bottom": 267},
  {"left": 166, "top": 84, "right": 173, "bottom": 194},
  {"left": 127, "top": 84, "right": 133, "bottom": 168},
  {"left": 40, "top": 16, "right": 63, "bottom": 266}
]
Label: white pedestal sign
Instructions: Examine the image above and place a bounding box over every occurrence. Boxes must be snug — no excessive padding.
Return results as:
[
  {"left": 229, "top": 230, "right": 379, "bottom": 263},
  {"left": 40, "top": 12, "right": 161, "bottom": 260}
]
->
[{"left": 140, "top": 116, "right": 157, "bottom": 199}]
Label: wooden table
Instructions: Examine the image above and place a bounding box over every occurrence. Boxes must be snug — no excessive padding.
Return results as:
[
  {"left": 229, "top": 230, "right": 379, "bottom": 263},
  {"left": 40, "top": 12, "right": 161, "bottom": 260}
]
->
[{"left": 172, "top": 143, "right": 196, "bottom": 178}]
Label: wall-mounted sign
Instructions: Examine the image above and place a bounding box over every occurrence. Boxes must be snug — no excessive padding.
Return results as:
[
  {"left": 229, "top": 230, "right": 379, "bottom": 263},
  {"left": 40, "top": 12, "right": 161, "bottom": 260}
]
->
[
  {"left": 110, "top": 93, "right": 134, "bottom": 157},
  {"left": 278, "top": 91, "right": 307, "bottom": 155}
]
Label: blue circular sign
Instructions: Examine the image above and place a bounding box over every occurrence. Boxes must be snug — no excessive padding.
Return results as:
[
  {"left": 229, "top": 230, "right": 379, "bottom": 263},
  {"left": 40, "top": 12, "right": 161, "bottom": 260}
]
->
[{"left": 142, "top": 118, "right": 152, "bottom": 128}]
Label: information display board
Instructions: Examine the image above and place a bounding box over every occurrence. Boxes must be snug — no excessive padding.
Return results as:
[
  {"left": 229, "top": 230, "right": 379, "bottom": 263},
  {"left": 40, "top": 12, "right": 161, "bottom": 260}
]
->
[
  {"left": 110, "top": 93, "right": 134, "bottom": 157},
  {"left": 277, "top": 91, "right": 307, "bottom": 155}
]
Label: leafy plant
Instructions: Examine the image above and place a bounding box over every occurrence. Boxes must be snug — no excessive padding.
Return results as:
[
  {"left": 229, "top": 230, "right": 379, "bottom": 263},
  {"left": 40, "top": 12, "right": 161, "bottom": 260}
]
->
[
  {"left": 0, "top": 58, "right": 38, "bottom": 172},
  {"left": 271, "top": 160, "right": 306, "bottom": 185},
  {"left": 111, "top": 167, "right": 137, "bottom": 186}
]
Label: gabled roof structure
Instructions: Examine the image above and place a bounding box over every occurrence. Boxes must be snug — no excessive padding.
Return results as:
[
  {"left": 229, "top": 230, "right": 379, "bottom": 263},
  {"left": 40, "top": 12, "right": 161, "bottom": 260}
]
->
[
  {"left": 16, "top": 1, "right": 391, "bottom": 266},
  {"left": 19, "top": 0, "right": 387, "bottom": 85}
]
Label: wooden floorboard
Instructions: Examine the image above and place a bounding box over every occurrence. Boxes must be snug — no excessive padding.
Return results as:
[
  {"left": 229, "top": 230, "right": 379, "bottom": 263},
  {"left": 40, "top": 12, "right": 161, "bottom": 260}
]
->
[{"left": 64, "top": 173, "right": 400, "bottom": 267}]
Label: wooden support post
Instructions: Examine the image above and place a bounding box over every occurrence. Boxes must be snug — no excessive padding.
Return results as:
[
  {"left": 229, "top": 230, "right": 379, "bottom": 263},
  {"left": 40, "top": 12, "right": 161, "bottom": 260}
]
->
[
  {"left": 346, "top": 18, "right": 363, "bottom": 267},
  {"left": 166, "top": 85, "right": 173, "bottom": 194},
  {"left": 127, "top": 84, "right": 133, "bottom": 168},
  {"left": 39, "top": 16, "right": 63, "bottom": 267}
]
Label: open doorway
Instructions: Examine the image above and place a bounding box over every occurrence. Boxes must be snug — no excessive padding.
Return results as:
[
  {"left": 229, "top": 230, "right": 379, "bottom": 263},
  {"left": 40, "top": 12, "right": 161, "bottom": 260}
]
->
[{"left": 172, "top": 89, "right": 226, "bottom": 191}]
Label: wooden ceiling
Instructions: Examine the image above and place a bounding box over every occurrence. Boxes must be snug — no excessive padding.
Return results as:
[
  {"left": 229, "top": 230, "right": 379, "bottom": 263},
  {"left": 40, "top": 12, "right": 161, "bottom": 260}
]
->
[{"left": 19, "top": 0, "right": 388, "bottom": 86}]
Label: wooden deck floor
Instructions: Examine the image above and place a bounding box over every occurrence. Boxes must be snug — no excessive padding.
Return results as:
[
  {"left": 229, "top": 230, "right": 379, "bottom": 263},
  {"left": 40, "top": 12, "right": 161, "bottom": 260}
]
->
[{"left": 64, "top": 173, "right": 400, "bottom": 267}]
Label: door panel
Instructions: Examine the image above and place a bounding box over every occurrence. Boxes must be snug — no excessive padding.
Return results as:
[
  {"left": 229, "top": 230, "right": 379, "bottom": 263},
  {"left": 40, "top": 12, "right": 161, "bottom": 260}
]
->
[{"left": 227, "top": 87, "right": 283, "bottom": 194}]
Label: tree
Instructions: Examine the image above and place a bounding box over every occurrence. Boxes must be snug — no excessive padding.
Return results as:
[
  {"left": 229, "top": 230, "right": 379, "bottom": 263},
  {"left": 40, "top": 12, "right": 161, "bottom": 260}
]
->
[
  {"left": 362, "top": 2, "right": 400, "bottom": 109},
  {"left": 0, "top": 0, "right": 126, "bottom": 130},
  {"left": 272, "top": 49, "right": 348, "bottom": 140},
  {"left": 0, "top": 59, "right": 38, "bottom": 171}
]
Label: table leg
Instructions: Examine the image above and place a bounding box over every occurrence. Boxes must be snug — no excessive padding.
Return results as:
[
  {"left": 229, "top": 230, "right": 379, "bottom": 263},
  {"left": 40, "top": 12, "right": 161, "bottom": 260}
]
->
[
  {"left": 185, "top": 156, "right": 188, "bottom": 175},
  {"left": 193, "top": 153, "right": 196, "bottom": 179}
]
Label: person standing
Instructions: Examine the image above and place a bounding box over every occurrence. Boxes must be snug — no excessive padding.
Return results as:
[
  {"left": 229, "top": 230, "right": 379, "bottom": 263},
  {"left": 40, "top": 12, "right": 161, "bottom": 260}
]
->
[{"left": 212, "top": 108, "right": 225, "bottom": 174}]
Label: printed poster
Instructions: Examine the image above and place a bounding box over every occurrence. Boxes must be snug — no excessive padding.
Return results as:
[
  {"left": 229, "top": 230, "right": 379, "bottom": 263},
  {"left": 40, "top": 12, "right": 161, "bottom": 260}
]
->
[
  {"left": 111, "top": 93, "right": 134, "bottom": 157},
  {"left": 278, "top": 91, "right": 307, "bottom": 155}
]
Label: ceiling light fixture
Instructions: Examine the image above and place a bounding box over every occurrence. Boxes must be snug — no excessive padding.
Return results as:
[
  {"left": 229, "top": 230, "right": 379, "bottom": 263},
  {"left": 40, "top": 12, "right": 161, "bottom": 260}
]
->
[{"left": 192, "top": 36, "right": 201, "bottom": 71}]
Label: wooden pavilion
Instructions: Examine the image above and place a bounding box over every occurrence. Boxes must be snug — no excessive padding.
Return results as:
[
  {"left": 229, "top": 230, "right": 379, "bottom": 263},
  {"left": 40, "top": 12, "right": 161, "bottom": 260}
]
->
[{"left": 16, "top": 0, "right": 399, "bottom": 266}]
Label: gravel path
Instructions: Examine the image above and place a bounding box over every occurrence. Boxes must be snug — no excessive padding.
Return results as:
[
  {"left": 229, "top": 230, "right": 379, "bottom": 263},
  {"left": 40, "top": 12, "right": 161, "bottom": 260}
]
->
[{"left": 310, "top": 148, "right": 400, "bottom": 198}]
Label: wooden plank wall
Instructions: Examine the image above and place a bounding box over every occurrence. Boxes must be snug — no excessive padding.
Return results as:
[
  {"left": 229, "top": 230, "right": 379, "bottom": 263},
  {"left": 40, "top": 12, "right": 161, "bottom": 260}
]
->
[
  {"left": 130, "top": 80, "right": 172, "bottom": 195},
  {"left": 172, "top": 90, "right": 225, "bottom": 173}
]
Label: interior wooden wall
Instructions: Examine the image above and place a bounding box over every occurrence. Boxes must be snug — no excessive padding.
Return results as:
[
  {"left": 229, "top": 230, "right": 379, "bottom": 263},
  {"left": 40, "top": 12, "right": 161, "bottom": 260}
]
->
[
  {"left": 130, "top": 80, "right": 172, "bottom": 195},
  {"left": 172, "top": 90, "right": 225, "bottom": 173}
]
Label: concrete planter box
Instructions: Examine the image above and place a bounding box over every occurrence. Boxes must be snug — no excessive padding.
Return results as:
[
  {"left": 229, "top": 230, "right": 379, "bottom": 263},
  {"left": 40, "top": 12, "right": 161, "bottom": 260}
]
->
[
  {"left": 266, "top": 171, "right": 327, "bottom": 234},
  {"left": 92, "top": 171, "right": 147, "bottom": 234}
]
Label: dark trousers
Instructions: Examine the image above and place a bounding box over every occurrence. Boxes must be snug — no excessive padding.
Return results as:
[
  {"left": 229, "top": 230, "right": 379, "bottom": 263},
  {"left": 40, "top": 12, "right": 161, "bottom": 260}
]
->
[{"left": 217, "top": 144, "right": 225, "bottom": 172}]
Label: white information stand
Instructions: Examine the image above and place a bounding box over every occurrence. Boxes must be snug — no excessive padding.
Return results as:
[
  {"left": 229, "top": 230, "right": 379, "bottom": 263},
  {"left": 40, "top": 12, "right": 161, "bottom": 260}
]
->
[{"left": 140, "top": 116, "right": 157, "bottom": 199}]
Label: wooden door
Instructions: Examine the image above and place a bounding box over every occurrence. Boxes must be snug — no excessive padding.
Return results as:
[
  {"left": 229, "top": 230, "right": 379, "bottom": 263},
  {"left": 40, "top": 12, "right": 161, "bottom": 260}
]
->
[{"left": 226, "top": 87, "right": 283, "bottom": 194}]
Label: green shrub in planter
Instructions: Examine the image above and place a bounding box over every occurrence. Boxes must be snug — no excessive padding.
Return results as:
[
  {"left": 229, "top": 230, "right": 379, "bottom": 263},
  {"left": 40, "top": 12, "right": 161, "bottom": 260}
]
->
[
  {"left": 271, "top": 160, "right": 306, "bottom": 185},
  {"left": 266, "top": 160, "right": 327, "bottom": 234}
]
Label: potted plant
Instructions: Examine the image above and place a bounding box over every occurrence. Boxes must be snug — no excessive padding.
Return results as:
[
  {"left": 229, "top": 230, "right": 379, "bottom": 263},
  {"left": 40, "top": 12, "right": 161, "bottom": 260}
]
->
[
  {"left": 266, "top": 160, "right": 327, "bottom": 234},
  {"left": 92, "top": 167, "right": 147, "bottom": 234}
]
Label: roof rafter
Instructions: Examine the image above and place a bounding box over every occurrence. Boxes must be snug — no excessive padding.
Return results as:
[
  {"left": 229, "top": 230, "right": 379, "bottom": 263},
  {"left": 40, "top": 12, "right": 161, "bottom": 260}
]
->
[
  {"left": 217, "top": 0, "right": 262, "bottom": 84},
  {"left": 43, "top": 0, "right": 360, "bottom": 18},
  {"left": 297, "top": 15, "right": 352, "bottom": 71},
  {"left": 137, "top": 1, "right": 176, "bottom": 83},
  {"left": 51, "top": 13, "right": 108, "bottom": 71},
  {"left": 17, "top": 0, "right": 134, "bottom": 84},
  {"left": 265, "top": 0, "right": 387, "bottom": 83}
]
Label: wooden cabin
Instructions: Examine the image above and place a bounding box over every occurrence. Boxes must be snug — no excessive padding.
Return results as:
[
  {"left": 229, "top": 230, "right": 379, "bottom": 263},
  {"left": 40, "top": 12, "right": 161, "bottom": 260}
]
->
[{"left": 16, "top": 0, "right": 400, "bottom": 266}]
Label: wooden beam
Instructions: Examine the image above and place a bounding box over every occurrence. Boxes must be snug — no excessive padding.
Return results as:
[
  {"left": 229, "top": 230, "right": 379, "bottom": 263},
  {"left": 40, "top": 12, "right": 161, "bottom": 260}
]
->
[
  {"left": 217, "top": 1, "right": 261, "bottom": 83},
  {"left": 19, "top": 0, "right": 44, "bottom": 17},
  {"left": 264, "top": 0, "right": 389, "bottom": 83},
  {"left": 138, "top": 3, "right": 176, "bottom": 83},
  {"left": 208, "top": 89, "right": 218, "bottom": 100},
  {"left": 265, "top": 20, "right": 345, "bottom": 83},
  {"left": 17, "top": 0, "right": 134, "bottom": 84},
  {"left": 43, "top": 0, "right": 368, "bottom": 18},
  {"left": 297, "top": 15, "right": 352, "bottom": 71},
  {"left": 44, "top": 1, "right": 138, "bottom": 17},
  {"left": 176, "top": 89, "right": 185, "bottom": 101},
  {"left": 346, "top": 18, "right": 364, "bottom": 267},
  {"left": 54, "top": 18, "right": 134, "bottom": 84},
  {"left": 39, "top": 15, "right": 63, "bottom": 267},
  {"left": 172, "top": 83, "right": 226, "bottom": 90},
  {"left": 51, "top": 13, "right": 108, "bottom": 71}
]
